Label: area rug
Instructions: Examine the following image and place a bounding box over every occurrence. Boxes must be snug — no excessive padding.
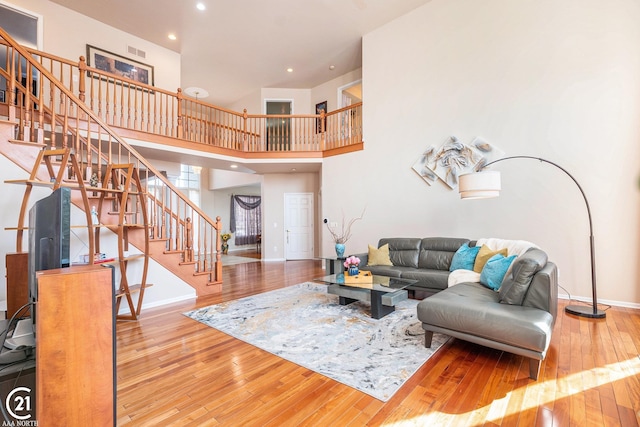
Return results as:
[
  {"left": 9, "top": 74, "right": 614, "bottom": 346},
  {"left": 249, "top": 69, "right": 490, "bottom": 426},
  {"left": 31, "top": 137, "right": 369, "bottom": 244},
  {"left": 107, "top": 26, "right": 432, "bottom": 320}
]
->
[{"left": 183, "top": 282, "right": 449, "bottom": 401}]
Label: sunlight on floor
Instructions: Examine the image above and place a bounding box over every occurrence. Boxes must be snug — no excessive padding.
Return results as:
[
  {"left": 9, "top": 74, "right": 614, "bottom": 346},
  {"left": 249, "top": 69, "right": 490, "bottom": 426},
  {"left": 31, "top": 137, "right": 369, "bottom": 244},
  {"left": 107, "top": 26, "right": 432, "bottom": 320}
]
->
[{"left": 384, "top": 357, "right": 640, "bottom": 426}]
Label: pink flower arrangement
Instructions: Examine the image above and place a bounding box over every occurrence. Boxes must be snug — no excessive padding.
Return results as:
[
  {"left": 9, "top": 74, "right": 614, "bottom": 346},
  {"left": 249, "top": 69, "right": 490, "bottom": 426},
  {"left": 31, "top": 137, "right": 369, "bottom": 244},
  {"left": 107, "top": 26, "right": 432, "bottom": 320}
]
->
[{"left": 343, "top": 255, "right": 360, "bottom": 268}]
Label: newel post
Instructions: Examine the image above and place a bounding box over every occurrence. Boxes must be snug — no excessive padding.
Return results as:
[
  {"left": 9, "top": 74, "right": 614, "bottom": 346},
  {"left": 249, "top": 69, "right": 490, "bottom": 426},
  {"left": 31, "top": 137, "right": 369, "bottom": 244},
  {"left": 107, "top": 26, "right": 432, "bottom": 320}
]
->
[
  {"left": 185, "top": 217, "right": 194, "bottom": 263},
  {"left": 243, "top": 108, "right": 248, "bottom": 152},
  {"left": 176, "top": 88, "right": 184, "bottom": 139},
  {"left": 78, "top": 56, "right": 87, "bottom": 104},
  {"left": 7, "top": 47, "right": 16, "bottom": 122},
  {"left": 320, "top": 109, "right": 326, "bottom": 151},
  {"left": 215, "top": 216, "right": 223, "bottom": 281}
]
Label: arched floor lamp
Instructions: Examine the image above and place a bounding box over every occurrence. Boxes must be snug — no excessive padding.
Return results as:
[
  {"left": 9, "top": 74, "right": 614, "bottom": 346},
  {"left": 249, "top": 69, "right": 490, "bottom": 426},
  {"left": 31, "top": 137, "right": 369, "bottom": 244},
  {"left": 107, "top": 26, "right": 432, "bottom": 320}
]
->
[{"left": 458, "top": 156, "right": 606, "bottom": 319}]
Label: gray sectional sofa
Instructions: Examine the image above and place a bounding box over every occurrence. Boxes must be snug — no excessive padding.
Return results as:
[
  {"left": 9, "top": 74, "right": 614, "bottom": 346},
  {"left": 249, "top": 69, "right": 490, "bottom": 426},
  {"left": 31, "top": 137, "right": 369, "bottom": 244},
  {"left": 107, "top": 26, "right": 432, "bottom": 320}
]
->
[
  {"left": 354, "top": 237, "right": 470, "bottom": 296},
  {"left": 355, "top": 237, "right": 558, "bottom": 380}
]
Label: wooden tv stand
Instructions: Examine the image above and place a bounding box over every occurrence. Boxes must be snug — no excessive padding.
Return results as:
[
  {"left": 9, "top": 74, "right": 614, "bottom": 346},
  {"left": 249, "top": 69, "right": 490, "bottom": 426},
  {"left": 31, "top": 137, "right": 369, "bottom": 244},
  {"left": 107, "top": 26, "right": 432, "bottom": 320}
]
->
[{"left": 36, "top": 265, "right": 115, "bottom": 426}]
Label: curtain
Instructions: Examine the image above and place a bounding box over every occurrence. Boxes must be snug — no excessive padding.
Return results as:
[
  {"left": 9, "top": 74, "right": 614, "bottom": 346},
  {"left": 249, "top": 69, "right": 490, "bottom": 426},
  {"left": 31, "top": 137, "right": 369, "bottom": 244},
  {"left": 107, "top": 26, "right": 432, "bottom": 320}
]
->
[{"left": 230, "top": 195, "right": 262, "bottom": 246}]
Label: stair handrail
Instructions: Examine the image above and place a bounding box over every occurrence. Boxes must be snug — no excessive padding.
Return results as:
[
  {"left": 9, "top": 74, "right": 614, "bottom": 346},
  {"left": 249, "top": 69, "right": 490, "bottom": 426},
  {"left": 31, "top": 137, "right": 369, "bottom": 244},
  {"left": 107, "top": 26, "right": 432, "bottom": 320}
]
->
[
  {"left": 0, "top": 36, "right": 363, "bottom": 154},
  {"left": 0, "top": 27, "right": 223, "bottom": 283},
  {"left": 0, "top": 28, "right": 216, "bottom": 229}
]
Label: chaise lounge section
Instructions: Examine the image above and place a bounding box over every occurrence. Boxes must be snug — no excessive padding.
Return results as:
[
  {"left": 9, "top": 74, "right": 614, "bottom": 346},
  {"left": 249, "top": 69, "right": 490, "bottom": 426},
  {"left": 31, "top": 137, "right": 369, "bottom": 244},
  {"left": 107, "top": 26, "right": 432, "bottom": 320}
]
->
[
  {"left": 418, "top": 246, "right": 558, "bottom": 380},
  {"left": 356, "top": 237, "right": 558, "bottom": 380}
]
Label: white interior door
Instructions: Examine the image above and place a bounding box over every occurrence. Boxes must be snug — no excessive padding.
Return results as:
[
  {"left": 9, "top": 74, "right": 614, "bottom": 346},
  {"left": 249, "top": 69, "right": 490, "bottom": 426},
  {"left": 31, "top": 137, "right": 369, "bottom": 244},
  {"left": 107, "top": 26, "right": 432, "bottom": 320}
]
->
[{"left": 284, "top": 193, "right": 314, "bottom": 260}]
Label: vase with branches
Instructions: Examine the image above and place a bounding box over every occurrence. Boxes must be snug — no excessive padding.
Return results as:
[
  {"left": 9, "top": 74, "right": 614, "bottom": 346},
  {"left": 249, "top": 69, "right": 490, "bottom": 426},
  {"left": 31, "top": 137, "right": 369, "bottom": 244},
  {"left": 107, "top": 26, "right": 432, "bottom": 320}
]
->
[{"left": 324, "top": 209, "right": 365, "bottom": 258}]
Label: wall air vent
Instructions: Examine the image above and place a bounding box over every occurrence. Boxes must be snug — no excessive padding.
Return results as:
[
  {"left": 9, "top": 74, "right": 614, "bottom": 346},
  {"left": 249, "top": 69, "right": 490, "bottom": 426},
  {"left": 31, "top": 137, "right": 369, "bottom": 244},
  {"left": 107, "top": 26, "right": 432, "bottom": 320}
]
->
[{"left": 127, "top": 45, "right": 147, "bottom": 59}]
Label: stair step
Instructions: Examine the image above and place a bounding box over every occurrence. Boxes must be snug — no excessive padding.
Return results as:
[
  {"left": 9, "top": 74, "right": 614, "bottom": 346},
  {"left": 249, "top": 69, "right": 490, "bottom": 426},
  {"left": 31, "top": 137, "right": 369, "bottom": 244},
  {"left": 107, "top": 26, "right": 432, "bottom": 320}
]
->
[
  {"left": 107, "top": 211, "right": 139, "bottom": 215},
  {"left": 4, "top": 178, "right": 83, "bottom": 189},
  {"left": 115, "top": 283, "right": 153, "bottom": 297},
  {"left": 8, "top": 139, "right": 46, "bottom": 148},
  {"left": 179, "top": 261, "right": 197, "bottom": 266},
  {"left": 193, "top": 271, "right": 213, "bottom": 277},
  {"left": 149, "top": 238, "right": 170, "bottom": 243}
]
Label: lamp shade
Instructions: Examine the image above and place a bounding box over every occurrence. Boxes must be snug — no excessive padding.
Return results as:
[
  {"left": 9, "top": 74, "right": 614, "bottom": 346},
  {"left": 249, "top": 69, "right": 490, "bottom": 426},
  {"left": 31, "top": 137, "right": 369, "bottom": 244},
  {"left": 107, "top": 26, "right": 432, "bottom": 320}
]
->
[{"left": 458, "top": 170, "right": 501, "bottom": 199}]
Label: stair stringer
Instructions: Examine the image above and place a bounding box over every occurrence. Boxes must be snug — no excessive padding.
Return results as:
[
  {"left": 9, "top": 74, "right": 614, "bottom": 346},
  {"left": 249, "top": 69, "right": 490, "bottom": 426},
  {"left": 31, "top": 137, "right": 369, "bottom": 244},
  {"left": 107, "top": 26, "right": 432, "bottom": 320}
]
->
[{"left": 0, "top": 120, "right": 221, "bottom": 297}]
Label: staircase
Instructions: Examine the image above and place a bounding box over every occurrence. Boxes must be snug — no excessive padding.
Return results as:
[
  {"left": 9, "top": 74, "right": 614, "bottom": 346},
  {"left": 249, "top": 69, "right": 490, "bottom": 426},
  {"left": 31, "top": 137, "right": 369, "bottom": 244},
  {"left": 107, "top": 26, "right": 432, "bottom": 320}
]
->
[{"left": 0, "top": 28, "right": 223, "bottom": 315}]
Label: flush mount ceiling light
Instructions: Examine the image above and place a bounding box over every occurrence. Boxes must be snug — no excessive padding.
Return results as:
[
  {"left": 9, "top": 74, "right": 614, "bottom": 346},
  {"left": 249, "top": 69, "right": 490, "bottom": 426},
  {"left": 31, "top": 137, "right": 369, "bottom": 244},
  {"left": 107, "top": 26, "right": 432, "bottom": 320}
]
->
[
  {"left": 168, "top": 34, "right": 177, "bottom": 40},
  {"left": 196, "top": 2, "right": 206, "bottom": 11},
  {"left": 183, "top": 86, "right": 209, "bottom": 100},
  {"left": 286, "top": 68, "right": 293, "bottom": 73}
]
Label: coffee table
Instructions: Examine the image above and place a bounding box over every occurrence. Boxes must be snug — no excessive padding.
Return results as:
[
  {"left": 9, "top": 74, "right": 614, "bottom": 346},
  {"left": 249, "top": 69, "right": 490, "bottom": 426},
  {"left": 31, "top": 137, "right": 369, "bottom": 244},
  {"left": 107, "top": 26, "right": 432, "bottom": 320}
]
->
[{"left": 315, "top": 273, "right": 417, "bottom": 319}]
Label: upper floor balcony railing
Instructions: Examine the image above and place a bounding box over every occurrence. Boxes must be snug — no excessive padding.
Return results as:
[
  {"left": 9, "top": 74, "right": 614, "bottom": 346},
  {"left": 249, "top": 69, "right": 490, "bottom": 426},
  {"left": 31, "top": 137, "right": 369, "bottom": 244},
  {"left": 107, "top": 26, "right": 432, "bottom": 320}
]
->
[{"left": 0, "top": 39, "right": 363, "bottom": 156}]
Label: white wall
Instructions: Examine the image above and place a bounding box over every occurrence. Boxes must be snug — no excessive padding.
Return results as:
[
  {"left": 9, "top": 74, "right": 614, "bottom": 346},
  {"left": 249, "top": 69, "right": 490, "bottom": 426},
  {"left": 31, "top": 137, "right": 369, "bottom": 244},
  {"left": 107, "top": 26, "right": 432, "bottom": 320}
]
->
[
  {"left": 262, "top": 173, "right": 319, "bottom": 261},
  {"left": 261, "top": 88, "right": 311, "bottom": 114},
  {"left": 227, "top": 69, "right": 361, "bottom": 115},
  {"left": 311, "top": 68, "right": 362, "bottom": 112},
  {"left": 209, "top": 169, "right": 262, "bottom": 190},
  {"left": 8, "top": 0, "right": 181, "bottom": 91},
  {"left": 322, "top": 0, "right": 640, "bottom": 307}
]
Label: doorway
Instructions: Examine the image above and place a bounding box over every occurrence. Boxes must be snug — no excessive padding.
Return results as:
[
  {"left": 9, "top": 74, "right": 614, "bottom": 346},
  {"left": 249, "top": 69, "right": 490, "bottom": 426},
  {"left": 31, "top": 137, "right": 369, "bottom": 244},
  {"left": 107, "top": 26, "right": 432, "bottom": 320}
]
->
[
  {"left": 265, "top": 100, "right": 292, "bottom": 151},
  {"left": 338, "top": 80, "right": 362, "bottom": 108},
  {"left": 284, "top": 193, "right": 314, "bottom": 260}
]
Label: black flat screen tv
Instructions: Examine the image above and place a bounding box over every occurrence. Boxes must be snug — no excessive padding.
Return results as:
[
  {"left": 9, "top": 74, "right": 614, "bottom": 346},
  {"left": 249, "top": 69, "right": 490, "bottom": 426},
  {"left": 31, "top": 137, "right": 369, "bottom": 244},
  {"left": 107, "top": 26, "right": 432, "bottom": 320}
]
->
[{"left": 27, "top": 187, "right": 71, "bottom": 327}]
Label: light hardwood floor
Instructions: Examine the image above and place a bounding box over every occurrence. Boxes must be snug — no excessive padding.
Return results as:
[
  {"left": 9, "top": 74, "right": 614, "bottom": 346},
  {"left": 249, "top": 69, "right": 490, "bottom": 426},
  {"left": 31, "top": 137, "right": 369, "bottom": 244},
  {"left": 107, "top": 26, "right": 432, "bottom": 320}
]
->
[{"left": 116, "top": 257, "right": 640, "bottom": 426}]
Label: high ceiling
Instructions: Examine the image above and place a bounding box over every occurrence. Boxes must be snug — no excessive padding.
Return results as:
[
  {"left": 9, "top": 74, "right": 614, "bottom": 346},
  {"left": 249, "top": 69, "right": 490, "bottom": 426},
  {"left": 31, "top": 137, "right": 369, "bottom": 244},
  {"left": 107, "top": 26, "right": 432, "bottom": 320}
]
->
[{"left": 50, "top": 0, "right": 431, "bottom": 106}]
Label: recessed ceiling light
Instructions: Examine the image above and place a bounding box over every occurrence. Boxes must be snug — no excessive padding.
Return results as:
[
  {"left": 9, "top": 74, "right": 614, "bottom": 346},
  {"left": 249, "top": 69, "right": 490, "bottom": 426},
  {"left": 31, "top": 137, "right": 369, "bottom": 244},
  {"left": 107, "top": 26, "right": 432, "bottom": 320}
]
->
[
  {"left": 286, "top": 68, "right": 293, "bottom": 73},
  {"left": 196, "top": 3, "right": 206, "bottom": 11},
  {"left": 168, "top": 34, "right": 177, "bottom": 40},
  {"left": 230, "top": 164, "right": 238, "bottom": 169},
  {"left": 329, "top": 65, "right": 335, "bottom": 70}
]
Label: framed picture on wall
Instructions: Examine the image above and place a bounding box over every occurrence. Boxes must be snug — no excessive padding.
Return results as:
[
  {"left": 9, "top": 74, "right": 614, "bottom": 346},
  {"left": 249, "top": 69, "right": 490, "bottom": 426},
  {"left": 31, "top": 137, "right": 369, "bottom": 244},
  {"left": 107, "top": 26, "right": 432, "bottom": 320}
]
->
[
  {"left": 316, "top": 100, "right": 327, "bottom": 133},
  {"left": 86, "top": 45, "right": 155, "bottom": 86}
]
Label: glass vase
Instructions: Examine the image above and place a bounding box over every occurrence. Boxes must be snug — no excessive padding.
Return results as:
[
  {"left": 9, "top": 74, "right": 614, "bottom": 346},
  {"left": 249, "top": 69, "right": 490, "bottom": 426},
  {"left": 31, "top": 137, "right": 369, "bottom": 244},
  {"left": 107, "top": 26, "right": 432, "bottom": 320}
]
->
[{"left": 335, "top": 243, "right": 345, "bottom": 258}]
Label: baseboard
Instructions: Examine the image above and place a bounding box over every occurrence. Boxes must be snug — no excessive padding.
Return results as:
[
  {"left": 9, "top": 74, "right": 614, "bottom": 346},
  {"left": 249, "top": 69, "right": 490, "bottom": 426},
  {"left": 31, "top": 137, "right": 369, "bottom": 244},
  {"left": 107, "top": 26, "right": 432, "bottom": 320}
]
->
[
  {"left": 117, "top": 293, "right": 196, "bottom": 315},
  {"left": 558, "top": 293, "right": 640, "bottom": 310},
  {"left": 262, "top": 257, "right": 286, "bottom": 262}
]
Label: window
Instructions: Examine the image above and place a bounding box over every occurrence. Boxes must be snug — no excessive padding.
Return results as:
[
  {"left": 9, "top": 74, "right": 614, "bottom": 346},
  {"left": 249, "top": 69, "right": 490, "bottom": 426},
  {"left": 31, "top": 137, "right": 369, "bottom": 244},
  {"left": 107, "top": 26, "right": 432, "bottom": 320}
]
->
[{"left": 230, "top": 195, "right": 261, "bottom": 246}]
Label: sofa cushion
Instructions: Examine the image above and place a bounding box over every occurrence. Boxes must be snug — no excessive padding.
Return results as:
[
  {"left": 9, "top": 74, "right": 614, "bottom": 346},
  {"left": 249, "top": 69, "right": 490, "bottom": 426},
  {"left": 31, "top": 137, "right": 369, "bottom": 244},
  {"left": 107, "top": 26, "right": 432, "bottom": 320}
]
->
[
  {"left": 499, "top": 248, "right": 548, "bottom": 305},
  {"left": 480, "top": 254, "right": 516, "bottom": 291},
  {"left": 360, "top": 264, "right": 404, "bottom": 277},
  {"left": 418, "top": 237, "right": 470, "bottom": 270},
  {"left": 417, "top": 282, "right": 553, "bottom": 353},
  {"left": 379, "top": 238, "right": 421, "bottom": 268},
  {"left": 473, "top": 245, "right": 508, "bottom": 272},
  {"left": 449, "top": 242, "right": 480, "bottom": 271},
  {"left": 367, "top": 243, "right": 393, "bottom": 266},
  {"left": 399, "top": 269, "right": 450, "bottom": 291}
]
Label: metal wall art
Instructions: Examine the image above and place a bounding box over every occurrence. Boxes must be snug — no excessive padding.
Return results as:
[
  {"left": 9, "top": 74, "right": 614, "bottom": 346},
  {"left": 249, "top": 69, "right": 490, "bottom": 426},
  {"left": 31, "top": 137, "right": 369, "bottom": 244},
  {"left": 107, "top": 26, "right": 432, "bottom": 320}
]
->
[{"left": 412, "top": 136, "right": 504, "bottom": 189}]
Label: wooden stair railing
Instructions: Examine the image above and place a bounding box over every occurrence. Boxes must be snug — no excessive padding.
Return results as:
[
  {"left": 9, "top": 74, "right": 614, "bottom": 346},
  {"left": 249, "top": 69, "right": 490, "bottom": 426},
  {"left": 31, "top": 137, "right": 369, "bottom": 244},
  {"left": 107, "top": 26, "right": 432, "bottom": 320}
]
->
[
  {"left": 96, "top": 163, "right": 150, "bottom": 320},
  {"left": 0, "top": 27, "right": 223, "bottom": 302},
  {"left": 4, "top": 148, "right": 94, "bottom": 255},
  {"left": 0, "top": 36, "right": 363, "bottom": 155}
]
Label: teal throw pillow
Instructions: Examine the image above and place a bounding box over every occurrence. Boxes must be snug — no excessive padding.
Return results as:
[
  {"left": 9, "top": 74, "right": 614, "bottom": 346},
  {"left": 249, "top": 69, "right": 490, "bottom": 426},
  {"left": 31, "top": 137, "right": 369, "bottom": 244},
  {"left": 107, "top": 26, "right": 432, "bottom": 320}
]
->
[
  {"left": 480, "top": 254, "right": 516, "bottom": 291},
  {"left": 449, "top": 243, "right": 480, "bottom": 271}
]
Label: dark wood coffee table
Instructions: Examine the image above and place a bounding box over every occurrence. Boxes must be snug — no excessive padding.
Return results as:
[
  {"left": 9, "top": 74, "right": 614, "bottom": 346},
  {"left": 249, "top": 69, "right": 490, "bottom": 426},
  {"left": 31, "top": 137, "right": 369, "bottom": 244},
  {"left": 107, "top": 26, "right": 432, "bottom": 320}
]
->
[{"left": 315, "top": 273, "right": 417, "bottom": 319}]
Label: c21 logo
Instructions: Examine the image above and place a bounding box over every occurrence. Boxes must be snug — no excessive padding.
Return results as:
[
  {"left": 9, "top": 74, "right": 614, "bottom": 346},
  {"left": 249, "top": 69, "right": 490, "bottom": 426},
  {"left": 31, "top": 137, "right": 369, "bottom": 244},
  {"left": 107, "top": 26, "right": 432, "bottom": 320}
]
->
[{"left": 5, "top": 386, "right": 32, "bottom": 421}]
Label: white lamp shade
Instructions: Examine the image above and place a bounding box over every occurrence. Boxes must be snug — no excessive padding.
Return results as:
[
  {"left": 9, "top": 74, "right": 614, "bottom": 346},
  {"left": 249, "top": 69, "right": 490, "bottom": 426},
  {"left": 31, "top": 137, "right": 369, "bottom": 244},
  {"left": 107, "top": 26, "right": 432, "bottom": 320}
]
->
[{"left": 458, "top": 170, "right": 501, "bottom": 199}]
